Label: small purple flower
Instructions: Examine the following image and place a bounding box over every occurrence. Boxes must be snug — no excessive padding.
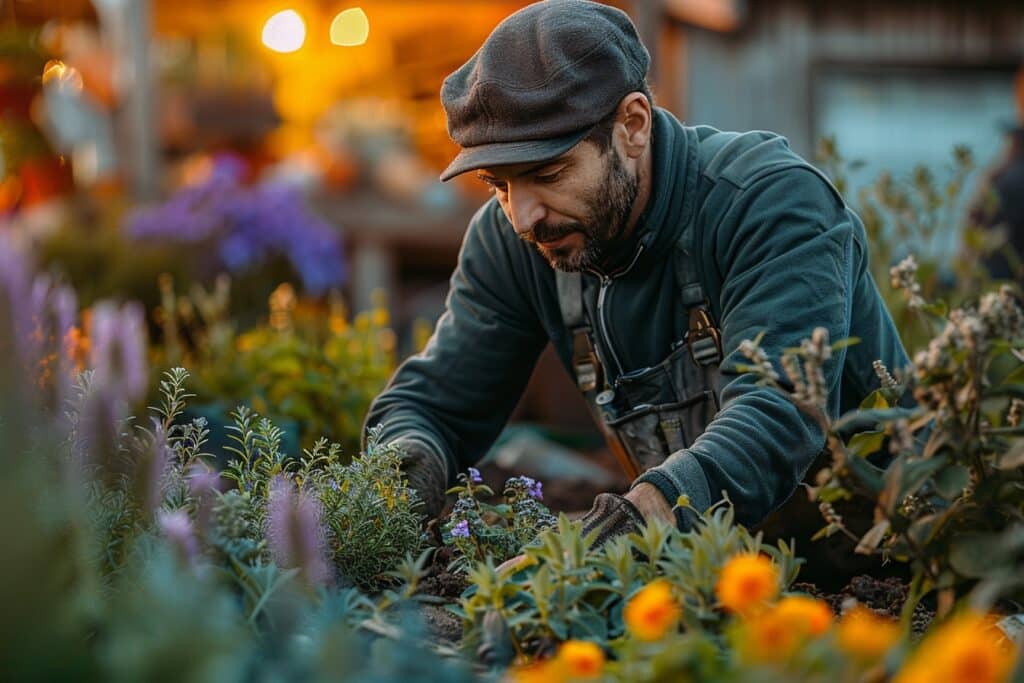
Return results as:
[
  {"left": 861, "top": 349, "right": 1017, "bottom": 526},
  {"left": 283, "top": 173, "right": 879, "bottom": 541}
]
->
[
  {"left": 266, "top": 475, "right": 332, "bottom": 586},
  {"left": 468, "top": 467, "right": 482, "bottom": 484},
  {"left": 451, "top": 519, "right": 471, "bottom": 538},
  {"left": 528, "top": 480, "right": 544, "bottom": 501},
  {"left": 158, "top": 509, "right": 199, "bottom": 566},
  {"left": 329, "top": 478, "right": 340, "bottom": 492},
  {"left": 89, "top": 301, "right": 148, "bottom": 403}
]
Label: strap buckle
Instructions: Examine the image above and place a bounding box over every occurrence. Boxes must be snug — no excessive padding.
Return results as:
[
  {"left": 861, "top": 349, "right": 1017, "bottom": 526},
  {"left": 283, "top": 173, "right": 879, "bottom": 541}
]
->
[
  {"left": 688, "top": 307, "right": 723, "bottom": 367},
  {"left": 571, "top": 327, "right": 602, "bottom": 392}
]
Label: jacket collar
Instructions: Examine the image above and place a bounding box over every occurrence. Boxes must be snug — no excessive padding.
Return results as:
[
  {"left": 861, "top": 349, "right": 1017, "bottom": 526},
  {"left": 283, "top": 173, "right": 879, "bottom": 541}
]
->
[{"left": 600, "top": 107, "right": 697, "bottom": 276}]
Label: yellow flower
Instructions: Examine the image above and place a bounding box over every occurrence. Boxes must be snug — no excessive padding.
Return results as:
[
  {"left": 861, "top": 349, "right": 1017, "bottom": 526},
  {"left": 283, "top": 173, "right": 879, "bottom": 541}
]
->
[
  {"left": 774, "top": 595, "right": 833, "bottom": 636},
  {"left": 556, "top": 640, "right": 605, "bottom": 679},
  {"left": 715, "top": 553, "right": 780, "bottom": 615},
  {"left": 371, "top": 307, "right": 390, "bottom": 328},
  {"left": 837, "top": 606, "right": 900, "bottom": 663},
  {"left": 894, "top": 612, "right": 1017, "bottom": 683},
  {"left": 624, "top": 579, "right": 681, "bottom": 641}
]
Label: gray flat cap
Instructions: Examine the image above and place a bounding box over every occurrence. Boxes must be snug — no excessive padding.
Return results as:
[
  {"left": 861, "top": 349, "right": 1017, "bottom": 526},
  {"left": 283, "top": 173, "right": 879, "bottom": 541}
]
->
[{"left": 439, "top": 0, "right": 650, "bottom": 181}]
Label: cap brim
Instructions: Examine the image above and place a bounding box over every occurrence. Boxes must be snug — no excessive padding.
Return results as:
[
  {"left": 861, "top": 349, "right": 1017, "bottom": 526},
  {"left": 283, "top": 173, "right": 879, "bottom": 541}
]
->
[{"left": 439, "top": 127, "right": 590, "bottom": 182}]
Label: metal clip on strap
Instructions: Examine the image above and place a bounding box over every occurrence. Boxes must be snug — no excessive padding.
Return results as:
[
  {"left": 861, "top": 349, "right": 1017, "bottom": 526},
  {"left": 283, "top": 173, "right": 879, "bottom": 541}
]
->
[
  {"left": 688, "top": 307, "right": 723, "bottom": 367},
  {"left": 571, "top": 327, "right": 600, "bottom": 392}
]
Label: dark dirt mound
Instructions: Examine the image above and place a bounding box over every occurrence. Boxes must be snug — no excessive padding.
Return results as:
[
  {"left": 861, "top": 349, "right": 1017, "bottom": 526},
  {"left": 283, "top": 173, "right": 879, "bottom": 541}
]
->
[{"left": 793, "top": 574, "right": 935, "bottom": 634}]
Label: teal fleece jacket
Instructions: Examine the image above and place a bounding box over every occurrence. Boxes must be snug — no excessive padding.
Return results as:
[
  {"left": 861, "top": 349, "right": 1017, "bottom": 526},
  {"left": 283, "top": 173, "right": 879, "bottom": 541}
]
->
[{"left": 364, "top": 107, "right": 910, "bottom": 527}]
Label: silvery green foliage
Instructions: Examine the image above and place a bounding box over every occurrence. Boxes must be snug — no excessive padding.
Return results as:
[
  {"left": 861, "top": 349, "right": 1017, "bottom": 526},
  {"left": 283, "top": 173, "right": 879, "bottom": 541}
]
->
[
  {"left": 457, "top": 504, "right": 799, "bottom": 659},
  {"left": 300, "top": 428, "right": 426, "bottom": 588}
]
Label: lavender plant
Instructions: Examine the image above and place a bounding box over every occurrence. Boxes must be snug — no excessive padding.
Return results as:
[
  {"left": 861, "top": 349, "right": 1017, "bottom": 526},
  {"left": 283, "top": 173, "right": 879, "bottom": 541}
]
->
[{"left": 441, "top": 470, "right": 556, "bottom": 573}]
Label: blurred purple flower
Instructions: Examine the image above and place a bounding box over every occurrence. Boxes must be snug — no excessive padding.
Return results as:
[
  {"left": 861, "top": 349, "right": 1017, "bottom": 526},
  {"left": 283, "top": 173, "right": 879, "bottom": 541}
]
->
[
  {"left": 158, "top": 509, "right": 199, "bottom": 566},
  {"left": 0, "top": 234, "right": 35, "bottom": 368},
  {"left": 468, "top": 467, "right": 482, "bottom": 484},
  {"left": 450, "top": 519, "right": 470, "bottom": 538},
  {"left": 89, "top": 301, "right": 148, "bottom": 403},
  {"left": 528, "top": 480, "right": 543, "bottom": 501},
  {"left": 141, "top": 418, "right": 173, "bottom": 513},
  {"left": 124, "top": 169, "right": 347, "bottom": 295},
  {"left": 266, "top": 475, "right": 332, "bottom": 586},
  {"left": 187, "top": 464, "right": 222, "bottom": 531}
]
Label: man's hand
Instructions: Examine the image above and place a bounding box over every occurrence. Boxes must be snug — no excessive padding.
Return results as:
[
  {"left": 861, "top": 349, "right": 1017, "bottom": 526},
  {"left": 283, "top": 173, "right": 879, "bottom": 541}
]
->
[
  {"left": 624, "top": 482, "right": 676, "bottom": 526},
  {"left": 495, "top": 483, "right": 678, "bottom": 573}
]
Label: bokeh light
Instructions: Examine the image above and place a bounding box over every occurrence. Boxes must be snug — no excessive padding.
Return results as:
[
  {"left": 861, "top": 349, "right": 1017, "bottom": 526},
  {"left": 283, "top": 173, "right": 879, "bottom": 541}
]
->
[
  {"left": 330, "top": 8, "right": 370, "bottom": 47},
  {"left": 41, "top": 59, "right": 83, "bottom": 93},
  {"left": 262, "top": 9, "right": 306, "bottom": 54}
]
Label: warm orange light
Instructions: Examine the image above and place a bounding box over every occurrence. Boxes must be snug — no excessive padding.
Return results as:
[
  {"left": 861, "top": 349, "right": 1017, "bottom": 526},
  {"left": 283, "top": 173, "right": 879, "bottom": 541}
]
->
[
  {"left": 330, "top": 8, "right": 369, "bottom": 46},
  {"left": 41, "top": 59, "right": 83, "bottom": 93},
  {"left": 262, "top": 10, "right": 306, "bottom": 53}
]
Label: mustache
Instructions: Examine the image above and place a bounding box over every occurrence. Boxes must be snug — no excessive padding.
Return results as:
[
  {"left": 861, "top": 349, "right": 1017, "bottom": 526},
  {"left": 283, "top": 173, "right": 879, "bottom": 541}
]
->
[{"left": 520, "top": 221, "right": 584, "bottom": 244}]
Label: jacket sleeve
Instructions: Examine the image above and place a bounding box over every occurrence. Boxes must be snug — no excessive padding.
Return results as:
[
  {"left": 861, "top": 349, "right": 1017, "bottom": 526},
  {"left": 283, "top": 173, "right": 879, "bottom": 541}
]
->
[
  {"left": 363, "top": 203, "right": 548, "bottom": 506},
  {"left": 635, "top": 167, "right": 858, "bottom": 528}
]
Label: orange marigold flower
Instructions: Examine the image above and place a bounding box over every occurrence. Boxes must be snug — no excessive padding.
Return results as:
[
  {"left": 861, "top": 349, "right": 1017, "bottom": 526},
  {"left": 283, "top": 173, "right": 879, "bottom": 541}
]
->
[
  {"left": 510, "top": 659, "right": 562, "bottom": 683},
  {"left": 715, "top": 553, "right": 780, "bottom": 615},
  {"left": 774, "top": 595, "right": 833, "bottom": 636},
  {"left": 624, "top": 579, "right": 681, "bottom": 641},
  {"left": 556, "top": 640, "right": 605, "bottom": 679},
  {"left": 893, "top": 612, "right": 1017, "bottom": 683},
  {"left": 738, "top": 607, "right": 801, "bottom": 663},
  {"left": 837, "top": 606, "right": 900, "bottom": 663}
]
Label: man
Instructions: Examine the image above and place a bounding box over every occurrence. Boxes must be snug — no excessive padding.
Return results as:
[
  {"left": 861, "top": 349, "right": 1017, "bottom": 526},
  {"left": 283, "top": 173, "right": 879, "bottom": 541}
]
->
[{"left": 364, "top": 0, "right": 910, "bottom": 546}]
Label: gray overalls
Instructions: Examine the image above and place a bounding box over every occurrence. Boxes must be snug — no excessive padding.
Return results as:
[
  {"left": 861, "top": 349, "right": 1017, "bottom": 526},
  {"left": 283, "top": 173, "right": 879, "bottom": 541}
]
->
[{"left": 555, "top": 223, "right": 724, "bottom": 480}]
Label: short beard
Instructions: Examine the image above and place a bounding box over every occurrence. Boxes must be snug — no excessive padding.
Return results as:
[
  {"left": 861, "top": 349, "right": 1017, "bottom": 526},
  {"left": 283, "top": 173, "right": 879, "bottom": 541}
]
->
[{"left": 521, "top": 148, "right": 638, "bottom": 273}]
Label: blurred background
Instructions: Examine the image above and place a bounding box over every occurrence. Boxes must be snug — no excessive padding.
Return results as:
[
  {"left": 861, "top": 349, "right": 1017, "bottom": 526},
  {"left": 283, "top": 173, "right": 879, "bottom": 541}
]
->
[{"left": 2, "top": 0, "right": 1023, "bottom": 504}]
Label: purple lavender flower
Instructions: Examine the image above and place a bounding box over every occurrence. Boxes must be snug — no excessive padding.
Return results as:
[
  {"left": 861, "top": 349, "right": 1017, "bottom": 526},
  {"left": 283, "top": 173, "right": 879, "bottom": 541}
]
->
[
  {"left": 0, "top": 234, "right": 35, "bottom": 369},
  {"left": 142, "top": 418, "right": 173, "bottom": 512},
  {"left": 468, "top": 467, "right": 482, "bottom": 484},
  {"left": 89, "top": 301, "right": 148, "bottom": 403},
  {"left": 528, "top": 479, "right": 543, "bottom": 501},
  {"left": 158, "top": 509, "right": 199, "bottom": 566},
  {"left": 266, "top": 475, "right": 332, "bottom": 586},
  {"left": 187, "top": 464, "right": 222, "bottom": 531},
  {"left": 450, "top": 519, "right": 471, "bottom": 538}
]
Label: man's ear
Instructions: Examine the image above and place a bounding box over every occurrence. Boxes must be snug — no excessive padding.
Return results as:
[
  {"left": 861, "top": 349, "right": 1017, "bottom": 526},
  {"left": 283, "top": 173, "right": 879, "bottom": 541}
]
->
[{"left": 617, "top": 92, "right": 652, "bottom": 159}]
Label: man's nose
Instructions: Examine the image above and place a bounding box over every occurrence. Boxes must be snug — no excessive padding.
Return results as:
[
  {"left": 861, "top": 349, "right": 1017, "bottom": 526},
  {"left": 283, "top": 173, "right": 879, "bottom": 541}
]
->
[{"left": 507, "top": 186, "right": 546, "bottom": 237}]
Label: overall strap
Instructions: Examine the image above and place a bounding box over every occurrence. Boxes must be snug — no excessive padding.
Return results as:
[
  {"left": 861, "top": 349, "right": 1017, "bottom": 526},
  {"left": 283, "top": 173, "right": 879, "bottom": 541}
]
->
[
  {"left": 675, "top": 214, "right": 723, "bottom": 367},
  {"left": 555, "top": 270, "right": 601, "bottom": 392}
]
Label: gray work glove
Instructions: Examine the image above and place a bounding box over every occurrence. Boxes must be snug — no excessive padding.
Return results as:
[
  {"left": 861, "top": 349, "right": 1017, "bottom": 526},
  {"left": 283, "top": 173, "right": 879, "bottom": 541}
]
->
[
  {"left": 393, "top": 438, "right": 448, "bottom": 521},
  {"left": 579, "top": 492, "right": 646, "bottom": 548}
]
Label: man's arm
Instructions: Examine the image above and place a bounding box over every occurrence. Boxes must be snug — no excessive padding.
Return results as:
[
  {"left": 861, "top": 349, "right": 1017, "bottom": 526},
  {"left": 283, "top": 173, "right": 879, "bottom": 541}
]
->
[
  {"left": 635, "top": 167, "right": 860, "bottom": 528},
  {"left": 364, "top": 203, "right": 548, "bottom": 517}
]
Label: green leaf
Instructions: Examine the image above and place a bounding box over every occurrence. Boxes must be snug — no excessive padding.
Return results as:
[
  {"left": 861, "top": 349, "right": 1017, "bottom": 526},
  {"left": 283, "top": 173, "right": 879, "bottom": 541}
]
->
[
  {"left": 859, "top": 390, "right": 890, "bottom": 411},
  {"left": 933, "top": 464, "right": 970, "bottom": 500},
  {"left": 847, "top": 430, "right": 886, "bottom": 459},
  {"left": 831, "top": 337, "right": 861, "bottom": 351}
]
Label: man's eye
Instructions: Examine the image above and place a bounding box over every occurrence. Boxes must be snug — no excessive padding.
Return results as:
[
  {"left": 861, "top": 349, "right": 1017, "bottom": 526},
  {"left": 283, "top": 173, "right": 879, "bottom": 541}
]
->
[
  {"left": 535, "top": 172, "right": 561, "bottom": 184},
  {"left": 483, "top": 179, "right": 507, "bottom": 192}
]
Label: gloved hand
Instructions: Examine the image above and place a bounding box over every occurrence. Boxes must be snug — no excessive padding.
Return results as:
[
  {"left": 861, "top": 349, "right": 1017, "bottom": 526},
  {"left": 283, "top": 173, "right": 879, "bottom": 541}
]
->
[
  {"left": 393, "top": 438, "right": 448, "bottom": 520},
  {"left": 579, "top": 492, "right": 647, "bottom": 548}
]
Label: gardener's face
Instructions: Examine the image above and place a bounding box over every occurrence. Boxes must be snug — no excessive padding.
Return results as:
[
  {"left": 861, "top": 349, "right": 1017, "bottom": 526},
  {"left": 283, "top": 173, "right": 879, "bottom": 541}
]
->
[{"left": 477, "top": 136, "right": 640, "bottom": 273}]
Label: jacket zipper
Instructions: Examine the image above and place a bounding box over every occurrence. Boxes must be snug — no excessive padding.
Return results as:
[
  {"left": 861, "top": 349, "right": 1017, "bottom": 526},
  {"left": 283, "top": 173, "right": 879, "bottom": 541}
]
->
[{"left": 588, "top": 243, "right": 646, "bottom": 379}]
